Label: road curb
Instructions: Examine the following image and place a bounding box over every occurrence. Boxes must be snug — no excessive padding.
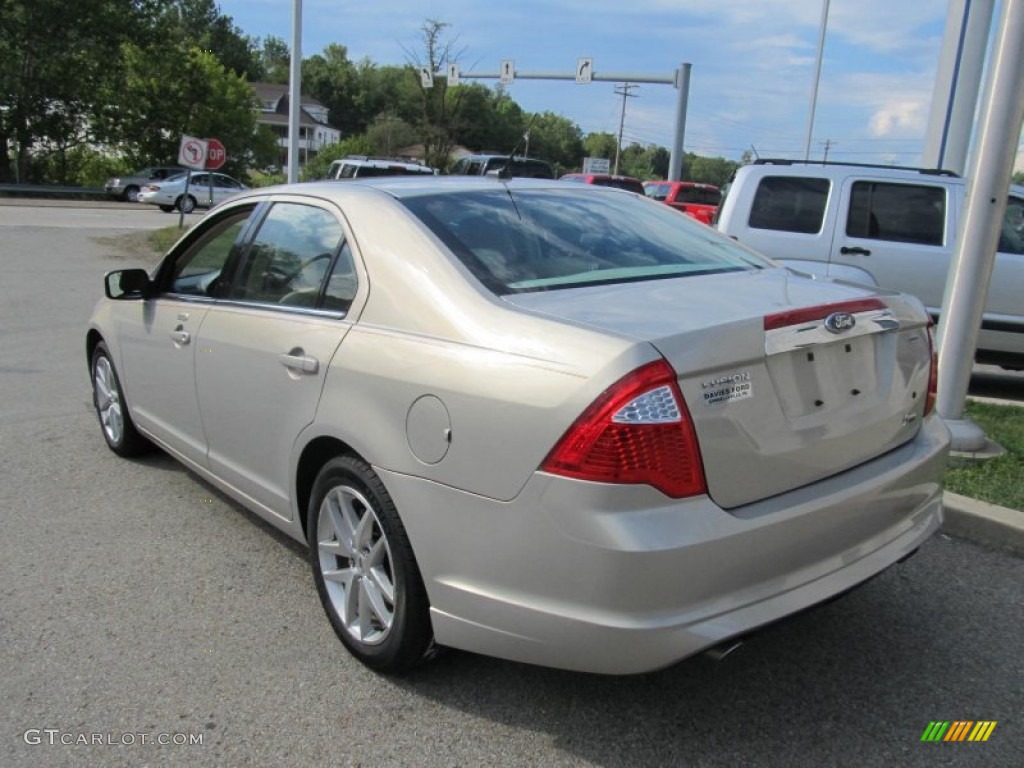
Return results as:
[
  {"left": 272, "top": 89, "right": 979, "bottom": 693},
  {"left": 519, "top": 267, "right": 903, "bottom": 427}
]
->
[
  {"left": 942, "top": 491, "right": 1024, "bottom": 556},
  {"left": 0, "top": 198, "right": 144, "bottom": 211}
]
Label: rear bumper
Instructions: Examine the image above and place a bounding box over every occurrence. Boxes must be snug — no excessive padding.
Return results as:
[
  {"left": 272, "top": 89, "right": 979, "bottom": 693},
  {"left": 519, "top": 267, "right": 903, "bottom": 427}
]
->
[{"left": 380, "top": 415, "right": 950, "bottom": 674}]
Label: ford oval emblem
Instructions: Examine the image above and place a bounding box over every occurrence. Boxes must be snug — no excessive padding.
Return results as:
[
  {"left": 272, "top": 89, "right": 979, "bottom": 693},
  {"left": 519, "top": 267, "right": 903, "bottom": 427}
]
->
[{"left": 824, "top": 312, "right": 856, "bottom": 334}]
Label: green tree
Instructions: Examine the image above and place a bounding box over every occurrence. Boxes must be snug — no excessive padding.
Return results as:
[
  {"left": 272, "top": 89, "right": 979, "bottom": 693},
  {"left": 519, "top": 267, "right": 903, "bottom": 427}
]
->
[
  {"left": 255, "top": 36, "right": 291, "bottom": 84},
  {"left": 102, "top": 44, "right": 275, "bottom": 175},
  {"left": 582, "top": 133, "right": 618, "bottom": 166},
  {"left": 0, "top": 0, "right": 135, "bottom": 182},
  {"left": 1013, "top": 170, "right": 1024, "bottom": 186},
  {"left": 304, "top": 44, "right": 359, "bottom": 133},
  {"left": 146, "top": 0, "right": 258, "bottom": 78},
  {"left": 365, "top": 114, "right": 419, "bottom": 157},
  {"left": 526, "top": 112, "right": 583, "bottom": 171},
  {"left": 688, "top": 154, "right": 739, "bottom": 187},
  {"left": 299, "top": 134, "right": 373, "bottom": 181}
]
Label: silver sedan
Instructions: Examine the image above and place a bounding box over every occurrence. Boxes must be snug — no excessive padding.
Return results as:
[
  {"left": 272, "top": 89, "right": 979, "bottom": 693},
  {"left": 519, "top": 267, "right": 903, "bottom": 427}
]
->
[
  {"left": 87, "top": 178, "right": 950, "bottom": 674},
  {"left": 136, "top": 171, "right": 247, "bottom": 213}
]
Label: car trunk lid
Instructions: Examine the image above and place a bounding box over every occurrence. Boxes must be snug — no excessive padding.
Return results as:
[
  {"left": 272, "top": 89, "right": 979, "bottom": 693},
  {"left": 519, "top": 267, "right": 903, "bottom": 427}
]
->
[{"left": 504, "top": 269, "right": 933, "bottom": 508}]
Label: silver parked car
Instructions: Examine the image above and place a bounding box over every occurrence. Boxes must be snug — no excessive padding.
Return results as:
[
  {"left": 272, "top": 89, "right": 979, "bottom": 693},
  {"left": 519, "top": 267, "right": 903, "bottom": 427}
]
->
[
  {"left": 104, "top": 166, "right": 185, "bottom": 202},
  {"left": 136, "top": 171, "right": 247, "bottom": 213},
  {"left": 87, "top": 178, "right": 950, "bottom": 674}
]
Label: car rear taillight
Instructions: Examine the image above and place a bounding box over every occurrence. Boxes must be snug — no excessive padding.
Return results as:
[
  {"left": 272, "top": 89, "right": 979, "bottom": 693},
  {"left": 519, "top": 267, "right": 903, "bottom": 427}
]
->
[
  {"left": 925, "top": 324, "right": 938, "bottom": 416},
  {"left": 541, "top": 359, "right": 706, "bottom": 498}
]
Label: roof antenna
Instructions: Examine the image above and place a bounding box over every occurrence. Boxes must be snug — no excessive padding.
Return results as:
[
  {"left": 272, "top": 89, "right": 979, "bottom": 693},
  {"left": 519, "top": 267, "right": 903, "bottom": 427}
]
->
[{"left": 490, "top": 113, "right": 540, "bottom": 180}]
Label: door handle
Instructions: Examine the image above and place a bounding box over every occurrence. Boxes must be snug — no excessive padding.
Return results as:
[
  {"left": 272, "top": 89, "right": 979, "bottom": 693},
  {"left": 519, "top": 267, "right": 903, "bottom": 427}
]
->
[
  {"left": 170, "top": 328, "right": 191, "bottom": 345},
  {"left": 840, "top": 246, "right": 871, "bottom": 256},
  {"left": 278, "top": 351, "right": 319, "bottom": 375}
]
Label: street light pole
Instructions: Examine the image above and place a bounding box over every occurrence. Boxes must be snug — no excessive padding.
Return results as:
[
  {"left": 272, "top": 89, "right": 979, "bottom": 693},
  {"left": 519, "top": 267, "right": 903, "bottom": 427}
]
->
[
  {"left": 287, "top": 0, "right": 302, "bottom": 183},
  {"left": 803, "top": 0, "right": 831, "bottom": 161}
]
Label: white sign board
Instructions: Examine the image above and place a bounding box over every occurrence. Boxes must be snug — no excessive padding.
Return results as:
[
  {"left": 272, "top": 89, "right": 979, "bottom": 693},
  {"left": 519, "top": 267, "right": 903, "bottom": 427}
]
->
[
  {"left": 576, "top": 58, "right": 593, "bottom": 84},
  {"left": 178, "top": 134, "right": 208, "bottom": 170},
  {"left": 583, "top": 157, "right": 611, "bottom": 174},
  {"left": 500, "top": 59, "right": 515, "bottom": 85},
  {"left": 419, "top": 67, "right": 434, "bottom": 88},
  {"left": 447, "top": 63, "right": 460, "bottom": 86}
]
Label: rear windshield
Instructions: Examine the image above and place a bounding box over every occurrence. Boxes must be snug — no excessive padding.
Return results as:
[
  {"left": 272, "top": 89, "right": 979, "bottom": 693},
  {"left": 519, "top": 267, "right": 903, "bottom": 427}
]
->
[{"left": 402, "top": 188, "right": 767, "bottom": 294}]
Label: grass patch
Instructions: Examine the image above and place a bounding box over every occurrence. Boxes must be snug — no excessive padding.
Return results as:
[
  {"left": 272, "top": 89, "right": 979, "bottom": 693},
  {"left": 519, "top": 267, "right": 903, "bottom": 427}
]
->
[
  {"left": 944, "top": 400, "right": 1024, "bottom": 510},
  {"left": 150, "top": 223, "right": 193, "bottom": 253}
]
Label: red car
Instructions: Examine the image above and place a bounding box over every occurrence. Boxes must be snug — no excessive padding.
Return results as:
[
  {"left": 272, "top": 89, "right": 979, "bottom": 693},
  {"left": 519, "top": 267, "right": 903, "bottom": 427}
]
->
[{"left": 644, "top": 180, "right": 721, "bottom": 225}]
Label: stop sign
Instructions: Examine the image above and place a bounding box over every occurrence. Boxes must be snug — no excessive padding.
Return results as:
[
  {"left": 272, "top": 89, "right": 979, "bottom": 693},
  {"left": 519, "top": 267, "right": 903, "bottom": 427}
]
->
[{"left": 205, "top": 138, "right": 227, "bottom": 170}]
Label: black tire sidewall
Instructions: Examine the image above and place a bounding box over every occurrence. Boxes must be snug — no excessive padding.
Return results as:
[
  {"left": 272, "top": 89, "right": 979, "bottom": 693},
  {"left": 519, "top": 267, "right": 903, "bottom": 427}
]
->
[
  {"left": 90, "top": 341, "right": 148, "bottom": 457},
  {"left": 307, "top": 455, "right": 431, "bottom": 672}
]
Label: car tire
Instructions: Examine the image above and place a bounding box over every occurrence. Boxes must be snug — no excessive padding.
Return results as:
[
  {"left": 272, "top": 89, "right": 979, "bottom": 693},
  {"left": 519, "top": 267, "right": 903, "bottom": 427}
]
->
[
  {"left": 308, "top": 455, "right": 433, "bottom": 673},
  {"left": 159, "top": 205, "right": 175, "bottom": 213},
  {"left": 90, "top": 341, "right": 151, "bottom": 457},
  {"left": 123, "top": 185, "right": 140, "bottom": 203},
  {"left": 176, "top": 195, "right": 197, "bottom": 214}
]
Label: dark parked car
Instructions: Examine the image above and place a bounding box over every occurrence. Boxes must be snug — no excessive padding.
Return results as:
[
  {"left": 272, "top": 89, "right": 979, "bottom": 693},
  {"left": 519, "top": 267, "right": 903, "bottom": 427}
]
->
[{"left": 448, "top": 154, "right": 556, "bottom": 179}]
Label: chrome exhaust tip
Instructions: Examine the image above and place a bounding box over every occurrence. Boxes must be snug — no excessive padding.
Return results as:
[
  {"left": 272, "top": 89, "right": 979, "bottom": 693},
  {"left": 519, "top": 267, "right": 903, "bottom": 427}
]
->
[{"left": 703, "top": 640, "right": 744, "bottom": 661}]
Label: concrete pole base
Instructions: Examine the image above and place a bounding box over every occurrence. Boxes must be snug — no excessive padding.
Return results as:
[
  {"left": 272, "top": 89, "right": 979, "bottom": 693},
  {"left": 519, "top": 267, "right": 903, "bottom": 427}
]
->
[{"left": 943, "top": 416, "right": 1002, "bottom": 455}]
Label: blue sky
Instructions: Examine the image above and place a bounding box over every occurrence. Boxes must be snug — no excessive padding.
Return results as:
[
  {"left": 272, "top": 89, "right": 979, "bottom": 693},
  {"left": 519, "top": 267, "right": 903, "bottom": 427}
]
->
[{"left": 217, "top": 0, "right": 1023, "bottom": 169}]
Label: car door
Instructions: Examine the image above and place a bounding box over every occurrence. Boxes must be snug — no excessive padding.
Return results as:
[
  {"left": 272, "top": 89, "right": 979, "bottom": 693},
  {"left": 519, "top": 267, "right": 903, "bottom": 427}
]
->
[
  {"left": 211, "top": 173, "right": 244, "bottom": 205},
  {"left": 830, "top": 177, "right": 953, "bottom": 310},
  {"left": 115, "top": 205, "right": 257, "bottom": 464},
  {"left": 193, "top": 199, "right": 358, "bottom": 521}
]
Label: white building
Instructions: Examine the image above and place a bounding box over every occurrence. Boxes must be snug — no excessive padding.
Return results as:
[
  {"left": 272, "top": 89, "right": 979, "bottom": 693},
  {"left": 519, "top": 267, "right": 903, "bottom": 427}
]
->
[{"left": 252, "top": 83, "right": 341, "bottom": 172}]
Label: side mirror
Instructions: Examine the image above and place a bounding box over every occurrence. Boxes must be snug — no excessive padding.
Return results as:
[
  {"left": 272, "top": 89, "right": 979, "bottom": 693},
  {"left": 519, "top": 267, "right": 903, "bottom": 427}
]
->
[{"left": 104, "top": 268, "right": 152, "bottom": 300}]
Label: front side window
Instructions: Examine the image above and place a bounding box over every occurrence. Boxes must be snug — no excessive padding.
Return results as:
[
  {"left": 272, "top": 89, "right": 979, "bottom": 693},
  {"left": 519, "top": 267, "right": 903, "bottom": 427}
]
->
[
  {"left": 645, "top": 183, "right": 669, "bottom": 200},
  {"left": 749, "top": 176, "right": 830, "bottom": 234},
  {"left": 226, "top": 203, "right": 345, "bottom": 306},
  {"left": 998, "top": 196, "right": 1024, "bottom": 254},
  {"left": 166, "top": 208, "right": 255, "bottom": 296},
  {"left": 402, "top": 188, "right": 767, "bottom": 294},
  {"left": 846, "top": 181, "right": 946, "bottom": 246}
]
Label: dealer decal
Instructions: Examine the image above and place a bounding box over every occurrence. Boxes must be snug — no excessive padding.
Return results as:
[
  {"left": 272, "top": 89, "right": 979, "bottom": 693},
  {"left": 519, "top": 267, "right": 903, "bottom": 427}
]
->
[{"left": 701, "top": 371, "right": 753, "bottom": 406}]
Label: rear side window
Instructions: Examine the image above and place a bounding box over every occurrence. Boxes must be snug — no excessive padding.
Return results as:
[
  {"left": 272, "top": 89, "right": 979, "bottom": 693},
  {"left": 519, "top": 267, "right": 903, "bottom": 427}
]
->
[
  {"left": 227, "top": 203, "right": 344, "bottom": 306},
  {"left": 846, "top": 181, "right": 945, "bottom": 246},
  {"left": 674, "top": 186, "right": 720, "bottom": 205},
  {"left": 749, "top": 176, "right": 830, "bottom": 234}
]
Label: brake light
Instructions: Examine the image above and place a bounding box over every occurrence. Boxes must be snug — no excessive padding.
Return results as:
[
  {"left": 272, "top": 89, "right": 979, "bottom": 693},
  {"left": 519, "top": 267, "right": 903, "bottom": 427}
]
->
[
  {"left": 925, "top": 324, "right": 938, "bottom": 416},
  {"left": 763, "top": 298, "right": 886, "bottom": 330},
  {"left": 541, "top": 359, "right": 706, "bottom": 498}
]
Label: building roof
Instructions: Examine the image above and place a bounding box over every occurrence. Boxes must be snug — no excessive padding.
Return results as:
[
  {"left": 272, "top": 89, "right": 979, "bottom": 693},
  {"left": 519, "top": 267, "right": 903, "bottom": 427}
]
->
[{"left": 251, "top": 82, "right": 326, "bottom": 109}]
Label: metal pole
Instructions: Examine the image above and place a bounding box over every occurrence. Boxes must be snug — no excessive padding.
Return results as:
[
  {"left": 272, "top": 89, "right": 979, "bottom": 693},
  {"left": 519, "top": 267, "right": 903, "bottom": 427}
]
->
[
  {"left": 936, "top": 0, "right": 1024, "bottom": 449},
  {"left": 803, "top": 0, "right": 831, "bottom": 161},
  {"left": 667, "top": 63, "right": 690, "bottom": 181},
  {"left": 287, "top": 0, "right": 302, "bottom": 183},
  {"left": 922, "top": 0, "right": 995, "bottom": 174}
]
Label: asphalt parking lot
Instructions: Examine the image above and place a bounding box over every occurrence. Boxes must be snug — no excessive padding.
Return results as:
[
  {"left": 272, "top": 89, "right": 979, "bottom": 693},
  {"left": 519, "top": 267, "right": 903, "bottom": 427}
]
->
[{"left": 2, "top": 202, "right": 1022, "bottom": 767}]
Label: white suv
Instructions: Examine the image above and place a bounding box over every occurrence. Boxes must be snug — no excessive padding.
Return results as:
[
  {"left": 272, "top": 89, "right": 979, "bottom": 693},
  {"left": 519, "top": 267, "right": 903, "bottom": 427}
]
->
[
  {"left": 716, "top": 160, "right": 1024, "bottom": 370},
  {"left": 326, "top": 156, "right": 435, "bottom": 180}
]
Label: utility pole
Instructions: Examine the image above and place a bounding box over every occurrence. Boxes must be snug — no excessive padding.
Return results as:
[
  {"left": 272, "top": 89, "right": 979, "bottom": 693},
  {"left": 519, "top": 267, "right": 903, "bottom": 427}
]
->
[{"left": 613, "top": 83, "right": 638, "bottom": 175}]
